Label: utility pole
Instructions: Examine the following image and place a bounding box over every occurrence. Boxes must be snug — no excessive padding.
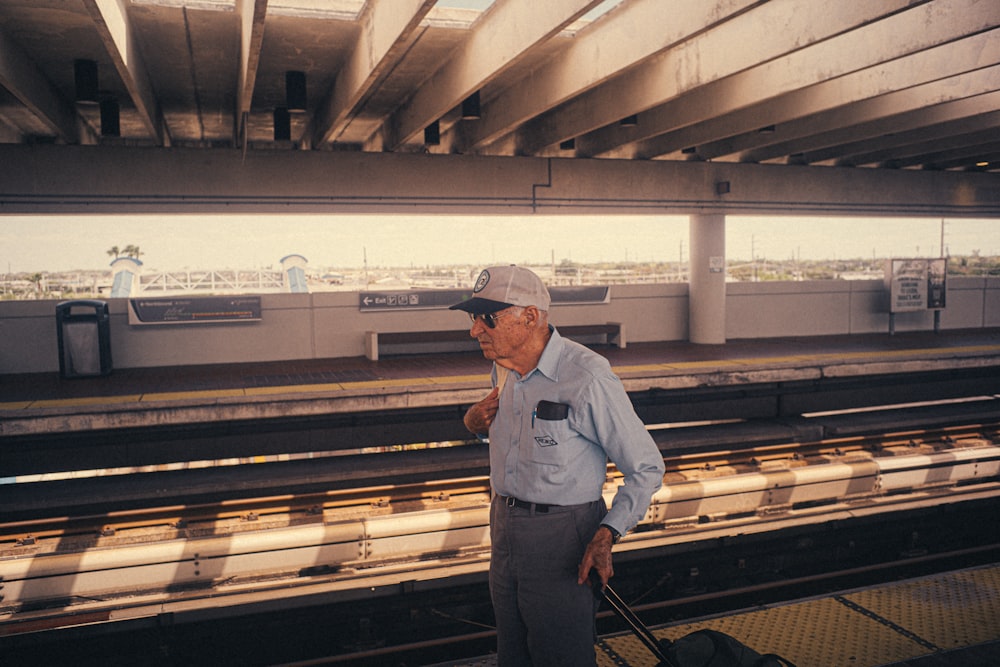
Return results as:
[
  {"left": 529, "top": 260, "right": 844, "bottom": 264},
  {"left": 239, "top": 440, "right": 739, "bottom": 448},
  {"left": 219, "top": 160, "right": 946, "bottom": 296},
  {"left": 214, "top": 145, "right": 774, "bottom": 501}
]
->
[{"left": 678, "top": 240, "right": 684, "bottom": 282}]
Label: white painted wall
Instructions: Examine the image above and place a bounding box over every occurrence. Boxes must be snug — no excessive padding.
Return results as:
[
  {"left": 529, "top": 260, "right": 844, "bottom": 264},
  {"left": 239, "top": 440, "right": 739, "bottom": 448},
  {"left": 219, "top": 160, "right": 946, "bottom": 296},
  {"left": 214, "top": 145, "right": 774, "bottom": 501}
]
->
[{"left": 1, "top": 278, "right": 995, "bottom": 374}]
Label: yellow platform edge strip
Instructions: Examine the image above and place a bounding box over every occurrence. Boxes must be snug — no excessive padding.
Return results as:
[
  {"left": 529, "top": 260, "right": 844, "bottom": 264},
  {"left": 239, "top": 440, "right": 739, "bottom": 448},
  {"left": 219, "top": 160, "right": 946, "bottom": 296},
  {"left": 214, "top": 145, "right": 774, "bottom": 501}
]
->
[{"left": 4, "top": 344, "right": 999, "bottom": 410}]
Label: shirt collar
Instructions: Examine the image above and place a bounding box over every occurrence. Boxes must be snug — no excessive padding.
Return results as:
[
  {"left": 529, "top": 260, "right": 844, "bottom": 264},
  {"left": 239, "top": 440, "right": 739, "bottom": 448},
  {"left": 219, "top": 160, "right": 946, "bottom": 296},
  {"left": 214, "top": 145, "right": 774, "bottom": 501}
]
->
[{"left": 532, "top": 325, "right": 563, "bottom": 382}]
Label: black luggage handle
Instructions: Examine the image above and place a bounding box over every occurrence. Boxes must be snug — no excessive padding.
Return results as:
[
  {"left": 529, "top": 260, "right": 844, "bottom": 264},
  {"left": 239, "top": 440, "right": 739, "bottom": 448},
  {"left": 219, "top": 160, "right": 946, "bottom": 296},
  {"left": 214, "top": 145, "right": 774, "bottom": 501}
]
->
[
  {"left": 593, "top": 575, "right": 677, "bottom": 667},
  {"left": 594, "top": 576, "right": 798, "bottom": 667}
]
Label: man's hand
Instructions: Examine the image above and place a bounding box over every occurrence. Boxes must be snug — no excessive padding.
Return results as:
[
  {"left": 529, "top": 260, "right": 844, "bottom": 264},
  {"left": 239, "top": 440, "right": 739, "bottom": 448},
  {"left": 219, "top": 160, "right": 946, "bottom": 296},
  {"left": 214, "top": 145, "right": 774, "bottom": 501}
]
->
[
  {"left": 578, "top": 525, "right": 615, "bottom": 588},
  {"left": 463, "top": 386, "right": 500, "bottom": 434}
]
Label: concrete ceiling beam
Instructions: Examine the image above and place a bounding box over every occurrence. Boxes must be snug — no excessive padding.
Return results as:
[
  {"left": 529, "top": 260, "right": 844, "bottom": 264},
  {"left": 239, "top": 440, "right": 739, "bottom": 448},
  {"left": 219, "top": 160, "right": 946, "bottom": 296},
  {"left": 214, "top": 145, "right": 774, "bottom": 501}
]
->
[
  {"left": 309, "top": 0, "right": 436, "bottom": 148},
  {"left": 802, "top": 91, "right": 1000, "bottom": 168},
  {"left": 858, "top": 127, "right": 1000, "bottom": 170},
  {"left": 628, "top": 24, "right": 1000, "bottom": 162},
  {"left": 83, "top": 0, "right": 168, "bottom": 145},
  {"left": 457, "top": 0, "right": 765, "bottom": 154},
  {"left": 4, "top": 144, "right": 999, "bottom": 218},
  {"left": 733, "top": 71, "right": 1000, "bottom": 165},
  {"left": 827, "top": 103, "right": 1000, "bottom": 168},
  {"left": 518, "top": 0, "right": 920, "bottom": 157},
  {"left": 929, "top": 150, "right": 1000, "bottom": 172},
  {"left": 236, "top": 0, "right": 268, "bottom": 147},
  {"left": 386, "top": 0, "right": 602, "bottom": 151},
  {"left": 0, "top": 26, "right": 78, "bottom": 142}
]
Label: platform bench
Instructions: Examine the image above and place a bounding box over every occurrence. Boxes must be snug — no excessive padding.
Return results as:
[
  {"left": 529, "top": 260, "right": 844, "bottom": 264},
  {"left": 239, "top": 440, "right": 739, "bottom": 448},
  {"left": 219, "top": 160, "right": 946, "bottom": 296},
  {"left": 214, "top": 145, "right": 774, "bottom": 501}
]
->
[{"left": 365, "top": 322, "right": 624, "bottom": 361}]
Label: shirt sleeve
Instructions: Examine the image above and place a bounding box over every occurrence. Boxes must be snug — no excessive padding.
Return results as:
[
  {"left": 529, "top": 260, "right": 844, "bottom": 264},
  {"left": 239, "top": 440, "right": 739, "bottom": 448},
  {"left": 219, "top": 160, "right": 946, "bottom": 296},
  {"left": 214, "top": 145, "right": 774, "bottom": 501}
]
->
[{"left": 575, "top": 371, "right": 665, "bottom": 537}]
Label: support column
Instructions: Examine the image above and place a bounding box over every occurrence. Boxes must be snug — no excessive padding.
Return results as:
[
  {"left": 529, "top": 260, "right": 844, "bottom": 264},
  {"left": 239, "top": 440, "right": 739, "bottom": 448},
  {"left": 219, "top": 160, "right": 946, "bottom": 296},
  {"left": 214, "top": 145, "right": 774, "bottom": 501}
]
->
[{"left": 689, "top": 214, "right": 726, "bottom": 344}]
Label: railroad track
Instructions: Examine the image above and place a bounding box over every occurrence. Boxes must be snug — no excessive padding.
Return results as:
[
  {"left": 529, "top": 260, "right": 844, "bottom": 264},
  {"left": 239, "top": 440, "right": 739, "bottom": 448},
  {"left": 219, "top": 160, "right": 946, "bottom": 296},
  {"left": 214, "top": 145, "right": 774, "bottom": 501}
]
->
[
  {"left": 2, "top": 414, "right": 1000, "bottom": 665},
  {"left": 3, "top": 421, "right": 996, "bottom": 547}
]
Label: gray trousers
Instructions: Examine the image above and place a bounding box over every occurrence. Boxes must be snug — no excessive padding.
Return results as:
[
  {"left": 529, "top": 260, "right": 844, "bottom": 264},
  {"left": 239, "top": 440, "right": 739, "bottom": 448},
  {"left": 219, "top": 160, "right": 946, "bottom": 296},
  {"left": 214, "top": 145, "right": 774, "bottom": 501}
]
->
[{"left": 489, "top": 495, "right": 606, "bottom": 667}]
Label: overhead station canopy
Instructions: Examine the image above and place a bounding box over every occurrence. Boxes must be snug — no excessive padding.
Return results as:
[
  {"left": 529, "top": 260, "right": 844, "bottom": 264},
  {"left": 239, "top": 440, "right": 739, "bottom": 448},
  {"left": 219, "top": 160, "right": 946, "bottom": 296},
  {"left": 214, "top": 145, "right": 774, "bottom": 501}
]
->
[
  {"left": 0, "top": 0, "right": 997, "bottom": 215},
  {"left": 0, "top": 0, "right": 994, "bottom": 169}
]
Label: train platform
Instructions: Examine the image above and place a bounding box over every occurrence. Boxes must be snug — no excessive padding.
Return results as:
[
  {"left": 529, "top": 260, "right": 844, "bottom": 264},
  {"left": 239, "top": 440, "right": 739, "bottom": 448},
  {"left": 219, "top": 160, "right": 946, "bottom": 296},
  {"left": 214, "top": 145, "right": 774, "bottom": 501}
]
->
[
  {"left": 3, "top": 328, "right": 999, "bottom": 411},
  {"left": 427, "top": 562, "right": 1000, "bottom": 667},
  {"left": 3, "top": 330, "right": 1000, "bottom": 665}
]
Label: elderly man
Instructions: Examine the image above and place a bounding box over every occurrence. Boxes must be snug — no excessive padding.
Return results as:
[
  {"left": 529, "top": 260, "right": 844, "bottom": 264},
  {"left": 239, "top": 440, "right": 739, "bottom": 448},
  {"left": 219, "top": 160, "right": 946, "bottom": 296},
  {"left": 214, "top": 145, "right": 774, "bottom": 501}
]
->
[{"left": 451, "top": 265, "right": 664, "bottom": 667}]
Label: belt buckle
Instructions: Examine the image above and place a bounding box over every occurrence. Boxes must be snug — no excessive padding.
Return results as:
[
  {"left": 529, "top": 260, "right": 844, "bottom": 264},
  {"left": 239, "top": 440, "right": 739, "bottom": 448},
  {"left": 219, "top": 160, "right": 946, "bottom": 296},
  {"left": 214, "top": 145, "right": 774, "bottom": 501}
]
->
[{"left": 505, "top": 496, "right": 516, "bottom": 508}]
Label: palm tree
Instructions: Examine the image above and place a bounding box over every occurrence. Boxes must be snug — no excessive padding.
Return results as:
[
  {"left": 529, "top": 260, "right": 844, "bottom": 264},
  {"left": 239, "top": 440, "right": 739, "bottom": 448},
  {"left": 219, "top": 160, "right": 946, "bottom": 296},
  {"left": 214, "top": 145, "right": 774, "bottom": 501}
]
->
[
  {"left": 27, "top": 272, "right": 44, "bottom": 297},
  {"left": 107, "top": 246, "right": 121, "bottom": 259},
  {"left": 122, "top": 244, "right": 143, "bottom": 260}
]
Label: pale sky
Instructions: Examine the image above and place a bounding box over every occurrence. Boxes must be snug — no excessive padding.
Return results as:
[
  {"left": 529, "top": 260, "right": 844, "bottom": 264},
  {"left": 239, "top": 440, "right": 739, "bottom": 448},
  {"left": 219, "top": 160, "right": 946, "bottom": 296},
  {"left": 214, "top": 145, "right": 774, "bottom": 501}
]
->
[{"left": 1, "top": 214, "right": 997, "bottom": 274}]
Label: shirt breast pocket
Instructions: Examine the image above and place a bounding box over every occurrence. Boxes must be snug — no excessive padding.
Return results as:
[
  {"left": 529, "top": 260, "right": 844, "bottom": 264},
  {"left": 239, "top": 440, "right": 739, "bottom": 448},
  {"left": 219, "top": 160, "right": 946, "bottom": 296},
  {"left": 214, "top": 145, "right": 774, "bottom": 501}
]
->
[{"left": 530, "top": 401, "right": 573, "bottom": 464}]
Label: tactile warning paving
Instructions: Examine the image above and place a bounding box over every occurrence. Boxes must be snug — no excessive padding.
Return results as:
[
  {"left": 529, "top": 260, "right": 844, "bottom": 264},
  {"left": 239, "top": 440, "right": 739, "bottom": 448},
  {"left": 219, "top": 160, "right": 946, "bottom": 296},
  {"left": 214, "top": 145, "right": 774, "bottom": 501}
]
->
[
  {"left": 429, "top": 566, "right": 1000, "bottom": 667},
  {"left": 656, "top": 598, "right": 928, "bottom": 667},
  {"left": 601, "top": 633, "right": 661, "bottom": 666},
  {"left": 844, "top": 565, "right": 1000, "bottom": 653},
  {"left": 592, "top": 565, "right": 1000, "bottom": 667}
]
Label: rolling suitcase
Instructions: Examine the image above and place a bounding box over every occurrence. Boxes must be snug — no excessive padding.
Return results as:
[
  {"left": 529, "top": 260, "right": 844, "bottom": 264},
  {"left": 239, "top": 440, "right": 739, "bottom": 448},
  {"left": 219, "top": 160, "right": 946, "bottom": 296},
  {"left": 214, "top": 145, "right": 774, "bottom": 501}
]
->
[{"left": 597, "top": 581, "right": 797, "bottom": 667}]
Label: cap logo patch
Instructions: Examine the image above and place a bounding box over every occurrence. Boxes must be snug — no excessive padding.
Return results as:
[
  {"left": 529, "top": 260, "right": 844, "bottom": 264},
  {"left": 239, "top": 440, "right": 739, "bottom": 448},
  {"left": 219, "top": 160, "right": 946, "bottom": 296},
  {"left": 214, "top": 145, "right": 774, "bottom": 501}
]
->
[{"left": 473, "top": 269, "right": 490, "bottom": 293}]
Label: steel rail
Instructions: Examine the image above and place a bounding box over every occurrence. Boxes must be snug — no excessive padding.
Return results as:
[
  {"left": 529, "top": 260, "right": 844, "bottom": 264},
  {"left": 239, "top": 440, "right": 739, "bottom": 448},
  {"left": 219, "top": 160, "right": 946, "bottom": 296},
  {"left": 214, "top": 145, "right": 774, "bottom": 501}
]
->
[
  {"left": 0, "top": 476, "right": 492, "bottom": 545},
  {"left": 3, "top": 423, "right": 996, "bottom": 546}
]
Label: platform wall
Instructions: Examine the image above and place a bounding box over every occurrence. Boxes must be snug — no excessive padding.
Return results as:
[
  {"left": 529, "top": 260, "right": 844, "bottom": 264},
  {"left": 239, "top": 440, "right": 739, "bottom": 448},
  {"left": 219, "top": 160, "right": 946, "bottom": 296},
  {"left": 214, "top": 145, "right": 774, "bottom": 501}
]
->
[{"left": 1, "top": 277, "right": 997, "bottom": 374}]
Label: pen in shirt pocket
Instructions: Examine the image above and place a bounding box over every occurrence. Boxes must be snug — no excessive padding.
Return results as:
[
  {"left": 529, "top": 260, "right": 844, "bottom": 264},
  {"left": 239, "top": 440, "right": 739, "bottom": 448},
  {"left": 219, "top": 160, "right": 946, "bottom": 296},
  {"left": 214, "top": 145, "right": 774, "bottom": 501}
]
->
[{"left": 532, "top": 407, "right": 536, "bottom": 428}]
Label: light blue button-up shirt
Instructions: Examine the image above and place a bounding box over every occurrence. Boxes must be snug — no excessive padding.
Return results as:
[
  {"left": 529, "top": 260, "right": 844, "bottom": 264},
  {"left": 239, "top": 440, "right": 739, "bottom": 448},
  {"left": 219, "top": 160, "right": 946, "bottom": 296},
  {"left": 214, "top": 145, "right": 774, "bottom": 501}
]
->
[{"left": 488, "top": 327, "right": 665, "bottom": 537}]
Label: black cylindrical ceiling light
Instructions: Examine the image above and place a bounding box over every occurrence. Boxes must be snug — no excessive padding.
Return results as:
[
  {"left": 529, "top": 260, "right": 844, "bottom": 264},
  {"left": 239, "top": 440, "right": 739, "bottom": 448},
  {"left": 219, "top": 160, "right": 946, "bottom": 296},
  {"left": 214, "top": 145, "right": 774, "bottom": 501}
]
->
[
  {"left": 286, "top": 71, "right": 307, "bottom": 112},
  {"left": 461, "top": 91, "right": 481, "bottom": 119},
  {"left": 424, "top": 120, "right": 440, "bottom": 145},
  {"left": 274, "top": 107, "right": 291, "bottom": 141},
  {"left": 74, "top": 59, "right": 99, "bottom": 104},
  {"left": 99, "top": 97, "right": 120, "bottom": 136}
]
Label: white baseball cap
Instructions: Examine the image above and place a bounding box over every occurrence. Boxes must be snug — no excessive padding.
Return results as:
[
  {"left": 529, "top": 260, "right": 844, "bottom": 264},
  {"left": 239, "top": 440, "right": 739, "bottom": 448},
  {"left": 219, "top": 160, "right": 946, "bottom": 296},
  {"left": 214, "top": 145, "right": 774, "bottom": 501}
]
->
[{"left": 449, "top": 265, "right": 551, "bottom": 314}]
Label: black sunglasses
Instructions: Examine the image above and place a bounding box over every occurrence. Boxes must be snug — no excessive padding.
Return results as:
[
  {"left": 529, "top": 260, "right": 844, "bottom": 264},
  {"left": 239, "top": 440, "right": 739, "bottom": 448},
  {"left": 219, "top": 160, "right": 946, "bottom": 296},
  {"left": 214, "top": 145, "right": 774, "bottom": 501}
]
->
[{"left": 469, "top": 309, "right": 515, "bottom": 329}]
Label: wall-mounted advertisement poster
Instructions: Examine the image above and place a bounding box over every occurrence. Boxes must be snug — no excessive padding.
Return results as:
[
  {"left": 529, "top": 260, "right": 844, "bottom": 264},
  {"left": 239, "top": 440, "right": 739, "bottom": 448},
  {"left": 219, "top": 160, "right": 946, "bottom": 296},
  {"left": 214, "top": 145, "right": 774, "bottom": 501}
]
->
[{"left": 885, "top": 258, "right": 947, "bottom": 313}]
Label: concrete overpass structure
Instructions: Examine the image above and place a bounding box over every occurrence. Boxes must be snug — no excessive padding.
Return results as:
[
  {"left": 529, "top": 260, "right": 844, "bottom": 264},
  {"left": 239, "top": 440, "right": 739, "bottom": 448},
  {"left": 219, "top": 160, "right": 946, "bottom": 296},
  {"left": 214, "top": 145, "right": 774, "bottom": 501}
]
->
[
  {"left": 1, "top": 0, "right": 998, "bottom": 347},
  {"left": 4, "top": 7, "right": 1000, "bottom": 658}
]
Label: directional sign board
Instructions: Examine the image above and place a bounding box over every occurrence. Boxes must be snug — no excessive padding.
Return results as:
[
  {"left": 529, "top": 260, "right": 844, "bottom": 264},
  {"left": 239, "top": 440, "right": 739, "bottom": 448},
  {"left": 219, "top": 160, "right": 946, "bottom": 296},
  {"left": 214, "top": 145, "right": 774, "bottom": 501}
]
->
[
  {"left": 359, "top": 290, "right": 464, "bottom": 310},
  {"left": 359, "top": 286, "right": 610, "bottom": 311},
  {"left": 129, "top": 295, "right": 261, "bottom": 325}
]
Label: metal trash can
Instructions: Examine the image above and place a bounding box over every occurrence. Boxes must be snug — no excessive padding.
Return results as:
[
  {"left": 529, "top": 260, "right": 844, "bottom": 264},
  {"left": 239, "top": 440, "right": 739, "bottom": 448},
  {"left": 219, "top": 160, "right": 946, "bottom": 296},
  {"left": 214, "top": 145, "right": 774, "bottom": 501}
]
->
[{"left": 56, "top": 300, "right": 112, "bottom": 378}]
